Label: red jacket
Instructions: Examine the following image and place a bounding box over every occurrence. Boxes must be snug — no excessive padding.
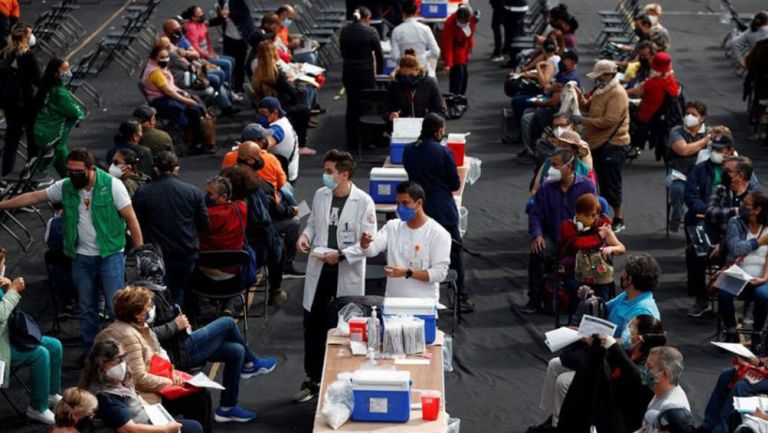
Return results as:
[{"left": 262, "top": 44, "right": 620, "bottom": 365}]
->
[
  {"left": 440, "top": 13, "right": 477, "bottom": 68},
  {"left": 559, "top": 215, "right": 612, "bottom": 274},
  {"left": 198, "top": 201, "right": 247, "bottom": 252},
  {"left": 637, "top": 74, "right": 680, "bottom": 123}
]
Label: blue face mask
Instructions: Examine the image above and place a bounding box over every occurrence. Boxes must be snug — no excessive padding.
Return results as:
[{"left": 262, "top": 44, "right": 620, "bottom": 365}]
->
[
  {"left": 400, "top": 74, "right": 418, "bottom": 86},
  {"left": 639, "top": 366, "right": 660, "bottom": 388},
  {"left": 322, "top": 173, "right": 337, "bottom": 190},
  {"left": 396, "top": 204, "right": 417, "bottom": 222},
  {"left": 282, "top": 18, "right": 293, "bottom": 27},
  {"left": 257, "top": 115, "right": 270, "bottom": 127}
]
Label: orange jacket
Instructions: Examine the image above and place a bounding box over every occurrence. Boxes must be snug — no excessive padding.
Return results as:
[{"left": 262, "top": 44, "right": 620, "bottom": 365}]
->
[{"left": 0, "top": 0, "right": 20, "bottom": 18}]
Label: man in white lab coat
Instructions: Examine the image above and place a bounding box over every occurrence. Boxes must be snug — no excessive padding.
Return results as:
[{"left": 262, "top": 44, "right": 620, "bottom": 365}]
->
[
  {"left": 294, "top": 149, "right": 377, "bottom": 403},
  {"left": 390, "top": 1, "right": 441, "bottom": 78},
  {"left": 360, "top": 181, "right": 451, "bottom": 301}
]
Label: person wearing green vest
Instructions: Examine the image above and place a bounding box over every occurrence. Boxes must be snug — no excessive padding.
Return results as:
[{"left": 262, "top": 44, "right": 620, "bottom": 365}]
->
[
  {"left": 0, "top": 148, "right": 143, "bottom": 363},
  {"left": 32, "top": 57, "right": 85, "bottom": 177}
]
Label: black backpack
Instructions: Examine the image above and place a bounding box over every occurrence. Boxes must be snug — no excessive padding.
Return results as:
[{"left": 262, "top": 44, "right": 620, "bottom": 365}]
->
[
  {"left": 9, "top": 310, "right": 43, "bottom": 351},
  {"left": 0, "top": 54, "right": 24, "bottom": 103},
  {"left": 654, "top": 84, "right": 686, "bottom": 131}
]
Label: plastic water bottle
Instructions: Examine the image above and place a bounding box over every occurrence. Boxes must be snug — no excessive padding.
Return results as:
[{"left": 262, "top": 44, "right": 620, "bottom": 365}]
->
[{"left": 367, "top": 306, "right": 380, "bottom": 353}]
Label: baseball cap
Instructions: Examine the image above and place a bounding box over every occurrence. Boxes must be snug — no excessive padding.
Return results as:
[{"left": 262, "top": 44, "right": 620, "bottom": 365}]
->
[
  {"left": 257, "top": 96, "right": 286, "bottom": 115},
  {"left": 132, "top": 105, "right": 157, "bottom": 122},
  {"left": 241, "top": 123, "right": 274, "bottom": 141},
  {"left": 586, "top": 59, "right": 618, "bottom": 79},
  {"left": 710, "top": 133, "right": 735, "bottom": 149}
]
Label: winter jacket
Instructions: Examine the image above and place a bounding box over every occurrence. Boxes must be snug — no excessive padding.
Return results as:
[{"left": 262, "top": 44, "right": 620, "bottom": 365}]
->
[
  {"left": 33, "top": 83, "right": 85, "bottom": 151},
  {"left": 383, "top": 69, "right": 445, "bottom": 120},
  {"left": 0, "top": 288, "right": 20, "bottom": 388},
  {"left": 441, "top": 13, "right": 477, "bottom": 68},
  {"left": 582, "top": 76, "right": 630, "bottom": 148}
]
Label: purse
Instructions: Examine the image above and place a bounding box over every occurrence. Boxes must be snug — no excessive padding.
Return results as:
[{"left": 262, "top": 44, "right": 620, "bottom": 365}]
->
[
  {"left": 149, "top": 354, "right": 200, "bottom": 400},
  {"left": 575, "top": 249, "right": 614, "bottom": 285},
  {"left": 9, "top": 310, "right": 43, "bottom": 351}
]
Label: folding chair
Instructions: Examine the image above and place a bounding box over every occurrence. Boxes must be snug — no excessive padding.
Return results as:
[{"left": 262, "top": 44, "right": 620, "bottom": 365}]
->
[
  {"left": 439, "top": 270, "right": 460, "bottom": 337},
  {"left": 356, "top": 89, "right": 389, "bottom": 164},
  {"left": 0, "top": 366, "right": 33, "bottom": 418},
  {"left": 136, "top": 80, "right": 187, "bottom": 157}
]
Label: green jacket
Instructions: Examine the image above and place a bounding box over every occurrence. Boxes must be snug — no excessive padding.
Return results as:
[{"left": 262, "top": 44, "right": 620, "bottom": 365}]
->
[
  {"left": 33, "top": 84, "right": 85, "bottom": 151},
  {"left": 0, "top": 288, "right": 21, "bottom": 388},
  {"left": 62, "top": 168, "right": 127, "bottom": 258}
]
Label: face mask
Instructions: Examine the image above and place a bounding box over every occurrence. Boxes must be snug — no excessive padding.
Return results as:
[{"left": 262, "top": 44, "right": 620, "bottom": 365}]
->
[
  {"left": 257, "top": 115, "right": 270, "bottom": 127},
  {"left": 648, "top": 15, "right": 659, "bottom": 25},
  {"left": 157, "top": 58, "right": 170, "bottom": 69},
  {"left": 282, "top": 18, "right": 293, "bottom": 27},
  {"left": 60, "top": 70, "right": 73, "bottom": 82},
  {"left": 557, "top": 61, "right": 567, "bottom": 72},
  {"left": 740, "top": 203, "right": 751, "bottom": 221},
  {"left": 171, "top": 30, "right": 182, "bottom": 42},
  {"left": 594, "top": 78, "right": 608, "bottom": 89},
  {"left": 28, "top": 33, "right": 36, "bottom": 47},
  {"left": 639, "top": 366, "right": 660, "bottom": 388},
  {"left": 108, "top": 163, "right": 124, "bottom": 179},
  {"left": 69, "top": 170, "right": 89, "bottom": 189},
  {"left": 553, "top": 127, "right": 566, "bottom": 138},
  {"left": 204, "top": 195, "right": 216, "bottom": 207},
  {"left": 400, "top": 75, "right": 418, "bottom": 86},
  {"left": 635, "top": 28, "right": 645, "bottom": 38},
  {"left": 106, "top": 361, "right": 127, "bottom": 382},
  {"left": 639, "top": 58, "right": 650, "bottom": 68},
  {"left": 684, "top": 114, "right": 700, "bottom": 129},
  {"left": 575, "top": 215, "right": 596, "bottom": 231},
  {"left": 322, "top": 173, "right": 338, "bottom": 190},
  {"left": 547, "top": 166, "right": 563, "bottom": 182},
  {"left": 146, "top": 305, "right": 156, "bottom": 324},
  {"left": 710, "top": 151, "right": 724, "bottom": 165},
  {"left": 721, "top": 172, "right": 732, "bottom": 189},
  {"left": 457, "top": 21, "right": 469, "bottom": 29},
  {"left": 195, "top": 16, "right": 206, "bottom": 23},
  {"left": 396, "top": 204, "right": 417, "bottom": 222}
]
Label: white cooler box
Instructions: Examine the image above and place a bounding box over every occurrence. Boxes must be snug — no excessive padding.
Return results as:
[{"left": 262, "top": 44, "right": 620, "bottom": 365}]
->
[
  {"left": 383, "top": 297, "right": 438, "bottom": 344},
  {"left": 351, "top": 370, "right": 412, "bottom": 423},
  {"left": 369, "top": 167, "right": 408, "bottom": 203},
  {"left": 390, "top": 118, "right": 423, "bottom": 164}
]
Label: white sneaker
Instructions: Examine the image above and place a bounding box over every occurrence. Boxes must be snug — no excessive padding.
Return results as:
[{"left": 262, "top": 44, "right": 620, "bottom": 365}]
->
[
  {"left": 490, "top": 55, "right": 506, "bottom": 62},
  {"left": 48, "top": 394, "right": 63, "bottom": 407},
  {"left": 26, "top": 408, "right": 55, "bottom": 425}
]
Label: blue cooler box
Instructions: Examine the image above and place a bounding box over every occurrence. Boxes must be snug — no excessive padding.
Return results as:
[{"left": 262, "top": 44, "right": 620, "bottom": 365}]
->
[
  {"left": 383, "top": 297, "right": 438, "bottom": 344},
  {"left": 369, "top": 167, "right": 408, "bottom": 203},
  {"left": 421, "top": 0, "right": 448, "bottom": 18},
  {"left": 351, "top": 370, "right": 412, "bottom": 423}
]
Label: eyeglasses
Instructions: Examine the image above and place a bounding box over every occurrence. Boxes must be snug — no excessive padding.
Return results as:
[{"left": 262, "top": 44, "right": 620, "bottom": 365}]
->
[{"left": 110, "top": 353, "right": 127, "bottom": 363}]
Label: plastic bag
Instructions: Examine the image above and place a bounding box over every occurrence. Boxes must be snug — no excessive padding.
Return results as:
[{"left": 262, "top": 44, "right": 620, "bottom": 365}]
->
[
  {"left": 443, "top": 335, "right": 454, "bottom": 372},
  {"left": 321, "top": 375, "right": 354, "bottom": 430},
  {"left": 458, "top": 207, "right": 468, "bottom": 238},
  {"left": 448, "top": 417, "right": 461, "bottom": 433},
  {"left": 467, "top": 158, "right": 482, "bottom": 185},
  {"left": 336, "top": 303, "right": 365, "bottom": 336}
]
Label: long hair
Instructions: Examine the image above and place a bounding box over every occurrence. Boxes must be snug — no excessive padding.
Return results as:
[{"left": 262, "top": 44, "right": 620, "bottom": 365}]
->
[
  {"left": 79, "top": 338, "right": 133, "bottom": 392},
  {"left": 33, "top": 57, "right": 66, "bottom": 112},
  {"left": 3, "top": 23, "right": 31, "bottom": 58},
  {"left": 251, "top": 40, "right": 278, "bottom": 99}
]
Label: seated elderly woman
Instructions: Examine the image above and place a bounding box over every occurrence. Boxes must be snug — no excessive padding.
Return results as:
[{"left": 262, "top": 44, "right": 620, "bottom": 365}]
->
[
  {"left": 0, "top": 259, "right": 63, "bottom": 425},
  {"left": 80, "top": 338, "right": 202, "bottom": 433},
  {"left": 719, "top": 191, "right": 768, "bottom": 348},
  {"left": 95, "top": 285, "right": 276, "bottom": 427},
  {"left": 530, "top": 255, "right": 661, "bottom": 432},
  {"left": 49, "top": 387, "right": 98, "bottom": 433}
]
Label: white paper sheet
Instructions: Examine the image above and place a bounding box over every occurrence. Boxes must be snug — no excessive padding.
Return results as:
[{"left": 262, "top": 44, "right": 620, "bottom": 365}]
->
[
  {"left": 544, "top": 327, "right": 580, "bottom": 353},
  {"left": 715, "top": 265, "right": 754, "bottom": 296},
  {"left": 734, "top": 396, "right": 768, "bottom": 413},
  {"left": 711, "top": 341, "right": 756, "bottom": 359},
  {"left": 297, "top": 200, "right": 311, "bottom": 219},
  {"left": 186, "top": 372, "right": 225, "bottom": 390},
  {"left": 143, "top": 403, "right": 175, "bottom": 426},
  {"left": 301, "top": 63, "right": 326, "bottom": 76},
  {"left": 350, "top": 341, "right": 368, "bottom": 356},
  {"left": 577, "top": 315, "right": 617, "bottom": 338},
  {"left": 0, "top": 359, "right": 5, "bottom": 387}
]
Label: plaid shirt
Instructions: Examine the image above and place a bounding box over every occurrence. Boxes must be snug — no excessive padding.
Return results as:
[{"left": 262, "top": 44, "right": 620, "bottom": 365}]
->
[{"left": 705, "top": 185, "right": 750, "bottom": 238}]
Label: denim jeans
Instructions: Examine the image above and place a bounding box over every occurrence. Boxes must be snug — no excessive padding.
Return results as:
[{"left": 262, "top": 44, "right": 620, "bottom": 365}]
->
[
  {"left": 185, "top": 317, "right": 255, "bottom": 407},
  {"left": 207, "top": 55, "right": 235, "bottom": 85},
  {"left": 206, "top": 68, "right": 228, "bottom": 89},
  {"left": 703, "top": 368, "right": 768, "bottom": 433},
  {"left": 719, "top": 282, "right": 768, "bottom": 333},
  {"left": 164, "top": 258, "right": 197, "bottom": 308},
  {"left": 449, "top": 64, "right": 468, "bottom": 95},
  {"left": 293, "top": 51, "right": 318, "bottom": 65},
  {"left": 72, "top": 252, "right": 125, "bottom": 350},
  {"left": 667, "top": 178, "right": 686, "bottom": 225},
  {"left": 11, "top": 336, "right": 62, "bottom": 412}
]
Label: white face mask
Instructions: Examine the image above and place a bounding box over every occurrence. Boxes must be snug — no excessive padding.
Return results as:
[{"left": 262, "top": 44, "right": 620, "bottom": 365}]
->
[
  {"left": 106, "top": 361, "right": 127, "bottom": 382},
  {"left": 28, "top": 34, "right": 36, "bottom": 47},
  {"left": 108, "top": 163, "right": 124, "bottom": 179},
  {"left": 648, "top": 15, "right": 659, "bottom": 25},
  {"left": 710, "top": 151, "right": 724, "bottom": 164},
  {"left": 146, "top": 305, "right": 156, "bottom": 324},
  {"left": 547, "top": 166, "right": 563, "bottom": 182},
  {"left": 553, "top": 127, "right": 566, "bottom": 138},
  {"left": 683, "top": 114, "right": 699, "bottom": 129}
]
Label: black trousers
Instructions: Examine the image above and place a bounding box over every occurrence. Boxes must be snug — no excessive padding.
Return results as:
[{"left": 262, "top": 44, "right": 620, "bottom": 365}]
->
[
  {"left": 527, "top": 236, "right": 556, "bottom": 306},
  {"left": 449, "top": 64, "right": 469, "bottom": 96},
  {"left": 343, "top": 67, "right": 376, "bottom": 150},
  {"left": 303, "top": 267, "right": 338, "bottom": 382},
  {"left": 592, "top": 143, "right": 627, "bottom": 209},
  {"left": 502, "top": 10, "right": 526, "bottom": 57},
  {"left": 444, "top": 224, "right": 467, "bottom": 297},
  {"left": 222, "top": 36, "right": 248, "bottom": 93},
  {"left": 491, "top": 8, "right": 504, "bottom": 57},
  {"left": 163, "top": 389, "right": 213, "bottom": 433},
  {"left": 1, "top": 103, "right": 35, "bottom": 176},
  {"left": 685, "top": 243, "right": 709, "bottom": 302}
]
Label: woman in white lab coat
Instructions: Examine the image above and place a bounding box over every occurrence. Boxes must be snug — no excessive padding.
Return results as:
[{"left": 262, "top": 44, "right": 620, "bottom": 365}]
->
[{"left": 293, "top": 149, "right": 377, "bottom": 403}]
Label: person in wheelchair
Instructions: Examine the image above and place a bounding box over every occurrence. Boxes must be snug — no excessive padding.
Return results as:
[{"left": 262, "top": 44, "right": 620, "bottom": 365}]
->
[
  {"left": 558, "top": 193, "right": 625, "bottom": 313},
  {"left": 718, "top": 191, "right": 768, "bottom": 347}
]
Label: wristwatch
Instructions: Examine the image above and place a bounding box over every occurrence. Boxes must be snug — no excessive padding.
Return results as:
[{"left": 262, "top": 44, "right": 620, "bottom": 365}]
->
[
  {"left": 405, "top": 268, "right": 413, "bottom": 279},
  {"left": 338, "top": 251, "right": 346, "bottom": 262}
]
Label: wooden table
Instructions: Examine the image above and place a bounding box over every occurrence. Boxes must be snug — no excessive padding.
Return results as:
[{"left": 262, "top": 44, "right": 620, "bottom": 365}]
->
[
  {"left": 375, "top": 156, "right": 471, "bottom": 215},
  {"left": 312, "top": 331, "right": 448, "bottom": 433}
]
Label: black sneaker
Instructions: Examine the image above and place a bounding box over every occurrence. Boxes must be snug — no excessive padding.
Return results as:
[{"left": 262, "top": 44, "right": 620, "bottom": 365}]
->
[
  {"left": 283, "top": 263, "right": 305, "bottom": 279},
  {"left": 520, "top": 301, "right": 540, "bottom": 314},
  {"left": 459, "top": 297, "right": 475, "bottom": 314},
  {"left": 611, "top": 218, "right": 626, "bottom": 233},
  {"left": 293, "top": 379, "right": 320, "bottom": 403},
  {"left": 686, "top": 301, "right": 712, "bottom": 318}
]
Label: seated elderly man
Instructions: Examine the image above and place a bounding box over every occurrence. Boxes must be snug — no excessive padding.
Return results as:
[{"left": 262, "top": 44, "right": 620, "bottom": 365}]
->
[
  {"left": 638, "top": 347, "right": 691, "bottom": 433},
  {"left": 525, "top": 148, "right": 597, "bottom": 313},
  {"left": 275, "top": 4, "right": 318, "bottom": 65}
]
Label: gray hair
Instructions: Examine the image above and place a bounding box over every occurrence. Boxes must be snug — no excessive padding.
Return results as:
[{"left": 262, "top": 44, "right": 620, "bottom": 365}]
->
[
  {"left": 650, "top": 346, "right": 684, "bottom": 385},
  {"left": 206, "top": 176, "right": 232, "bottom": 198}
]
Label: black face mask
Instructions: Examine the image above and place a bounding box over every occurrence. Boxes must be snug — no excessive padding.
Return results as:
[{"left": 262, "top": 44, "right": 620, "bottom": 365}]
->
[
  {"left": 635, "top": 28, "right": 645, "bottom": 38},
  {"left": 639, "top": 58, "right": 650, "bottom": 68},
  {"left": 557, "top": 60, "right": 567, "bottom": 72},
  {"left": 171, "top": 30, "right": 182, "bottom": 42},
  {"left": 238, "top": 158, "right": 265, "bottom": 171},
  {"left": 157, "top": 59, "right": 170, "bottom": 69},
  {"left": 69, "top": 170, "right": 89, "bottom": 189},
  {"left": 721, "top": 173, "right": 732, "bottom": 189}
]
